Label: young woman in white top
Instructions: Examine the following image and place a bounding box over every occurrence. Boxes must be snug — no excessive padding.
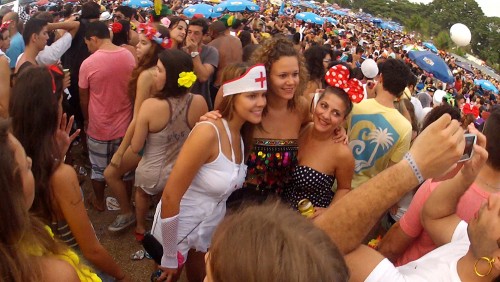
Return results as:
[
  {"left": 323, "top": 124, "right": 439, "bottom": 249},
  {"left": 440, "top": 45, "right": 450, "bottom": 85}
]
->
[{"left": 153, "top": 63, "right": 267, "bottom": 282}]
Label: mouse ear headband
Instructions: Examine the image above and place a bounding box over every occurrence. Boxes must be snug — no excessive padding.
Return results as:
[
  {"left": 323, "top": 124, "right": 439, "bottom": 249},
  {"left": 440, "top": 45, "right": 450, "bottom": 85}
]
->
[{"left": 324, "top": 64, "right": 364, "bottom": 103}]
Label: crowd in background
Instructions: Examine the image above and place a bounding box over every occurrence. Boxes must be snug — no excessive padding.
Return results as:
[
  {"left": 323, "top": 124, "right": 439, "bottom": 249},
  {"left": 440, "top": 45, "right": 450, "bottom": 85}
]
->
[{"left": 0, "top": 0, "right": 499, "bottom": 281}]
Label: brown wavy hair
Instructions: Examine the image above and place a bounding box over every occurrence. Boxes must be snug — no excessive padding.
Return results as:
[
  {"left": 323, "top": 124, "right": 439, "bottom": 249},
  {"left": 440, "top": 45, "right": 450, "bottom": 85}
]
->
[
  {"left": 10, "top": 66, "right": 63, "bottom": 223},
  {"left": 249, "top": 36, "right": 308, "bottom": 113},
  {"left": 128, "top": 24, "right": 169, "bottom": 101},
  {"left": 208, "top": 201, "right": 349, "bottom": 282}
]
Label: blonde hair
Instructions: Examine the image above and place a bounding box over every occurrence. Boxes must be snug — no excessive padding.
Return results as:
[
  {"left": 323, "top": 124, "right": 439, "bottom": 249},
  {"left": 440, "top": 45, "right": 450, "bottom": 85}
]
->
[
  {"left": 249, "top": 36, "right": 308, "bottom": 113},
  {"left": 208, "top": 201, "right": 349, "bottom": 282}
]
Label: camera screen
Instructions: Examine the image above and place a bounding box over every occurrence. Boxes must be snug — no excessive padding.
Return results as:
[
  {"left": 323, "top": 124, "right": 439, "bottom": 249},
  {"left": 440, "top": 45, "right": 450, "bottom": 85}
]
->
[{"left": 460, "top": 135, "right": 475, "bottom": 161}]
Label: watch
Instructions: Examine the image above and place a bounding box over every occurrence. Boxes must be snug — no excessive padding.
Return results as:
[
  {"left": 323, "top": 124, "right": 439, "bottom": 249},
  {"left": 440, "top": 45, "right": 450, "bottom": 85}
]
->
[{"left": 191, "top": 51, "right": 199, "bottom": 58}]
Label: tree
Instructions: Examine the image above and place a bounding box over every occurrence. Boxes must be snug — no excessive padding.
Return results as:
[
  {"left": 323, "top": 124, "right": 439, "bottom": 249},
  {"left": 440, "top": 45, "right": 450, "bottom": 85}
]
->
[
  {"left": 434, "top": 30, "right": 453, "bottom": 51},
  {"left": 426, "top": 0, "right": 484, "bottom": 31},
  {"left": 404, "top": 15, "right": 424, "bottom": 34},
  {"left": 348, "top": 0, "right": 498, "bottom": 72}
]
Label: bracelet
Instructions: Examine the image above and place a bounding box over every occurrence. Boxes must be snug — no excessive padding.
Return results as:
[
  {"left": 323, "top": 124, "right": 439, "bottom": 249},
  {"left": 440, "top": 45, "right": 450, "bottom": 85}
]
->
[
  {"left": 474, "top": 257, "right": 495, "bottom": 277},
  {"left": 404, "top": 152, "right": 424, "bottom": 184}
]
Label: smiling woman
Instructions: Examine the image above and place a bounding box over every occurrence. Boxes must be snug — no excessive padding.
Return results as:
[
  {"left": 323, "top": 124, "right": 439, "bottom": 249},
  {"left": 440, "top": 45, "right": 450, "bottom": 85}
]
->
[
  {"left": 221, "top": 36, "right": 311, "bottom": 205},
  {"left": 166, "top": 16, "right": 187, "bottom": 49},
  {"left": 153, "top": 63, "right": 267, "bottom": 282},
  {"left": 282, "top": 87, "right": 355, "bottom": 212}
]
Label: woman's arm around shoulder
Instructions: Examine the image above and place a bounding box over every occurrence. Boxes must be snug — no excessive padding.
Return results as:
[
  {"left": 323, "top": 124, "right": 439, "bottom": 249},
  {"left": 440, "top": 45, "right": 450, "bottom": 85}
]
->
[{"left": 160, "top": 122, "right": 218, "bottom": 218}]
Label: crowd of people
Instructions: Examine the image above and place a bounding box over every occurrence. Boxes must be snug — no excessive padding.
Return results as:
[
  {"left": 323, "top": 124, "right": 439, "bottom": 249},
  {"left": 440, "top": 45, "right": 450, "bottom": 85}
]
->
[{"left": 0, "top": 0, "right": 499, "bottom": 281}]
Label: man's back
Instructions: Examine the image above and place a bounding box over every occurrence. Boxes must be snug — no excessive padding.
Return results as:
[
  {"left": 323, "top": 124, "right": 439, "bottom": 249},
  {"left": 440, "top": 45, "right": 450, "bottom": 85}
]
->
[
  {"left": 6, "top": 32, "right": 23, "bottom": 69},
  {"left": 348, "top": 99, "right": 412, "bottom": 188},
  {"left": 79, "top": 47, "right": 135, "bottom": 141},
  {"left": 208, "top": 34, "right": 242, "bottom": 86}
]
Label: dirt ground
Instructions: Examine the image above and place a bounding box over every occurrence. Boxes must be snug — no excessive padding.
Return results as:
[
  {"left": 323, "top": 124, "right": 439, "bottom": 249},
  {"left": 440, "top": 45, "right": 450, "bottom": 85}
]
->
[{"left": 71, "top": 142, "right": 187, "bottom": 282}]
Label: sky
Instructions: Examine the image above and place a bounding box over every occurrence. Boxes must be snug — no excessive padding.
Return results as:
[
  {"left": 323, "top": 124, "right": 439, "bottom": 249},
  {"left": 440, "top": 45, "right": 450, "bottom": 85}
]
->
[{"left": 407, "top": 0, "right": 500, "bottom": 18}]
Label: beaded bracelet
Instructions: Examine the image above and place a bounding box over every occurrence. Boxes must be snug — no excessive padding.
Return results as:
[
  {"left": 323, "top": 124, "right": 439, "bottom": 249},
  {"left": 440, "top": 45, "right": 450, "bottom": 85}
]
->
[
  {"left": 404, "top": 152, "right": 424, "bottom": 184},
  {"left": 474, "top": 257, "right": 495, "bottom": 277}
]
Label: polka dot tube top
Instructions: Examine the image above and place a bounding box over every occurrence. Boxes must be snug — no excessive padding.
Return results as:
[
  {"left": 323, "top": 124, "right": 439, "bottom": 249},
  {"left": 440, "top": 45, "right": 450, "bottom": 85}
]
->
[
  {"left": 282, "top": 165, "right": 336, "bottom": 209},
  {"left": 245, "top": 138, "right": 298, "bottom": 195}
]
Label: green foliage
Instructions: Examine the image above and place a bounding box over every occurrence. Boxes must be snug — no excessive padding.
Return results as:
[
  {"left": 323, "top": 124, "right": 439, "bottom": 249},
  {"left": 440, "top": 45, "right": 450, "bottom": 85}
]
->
[
  {"left": 347, "top": 0, "right": 498, "bottom": 71},
  {"left": 434, "top": 31, "right": 452, "bottom": 50}
]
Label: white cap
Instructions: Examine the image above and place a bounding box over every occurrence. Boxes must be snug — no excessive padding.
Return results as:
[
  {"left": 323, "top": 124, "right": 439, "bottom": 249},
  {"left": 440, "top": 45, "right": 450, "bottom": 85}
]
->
[
  {"left": 99, "top": 11, "right": 112, "bottom": 21},
  {"left": 222, "top": 64, "right": 267, "bottom": 97},
  {"left": 361, "top": 59, "right": 378, "bottom": 79},
  {"left": 433, "top": 90, "right": 446, "bottom": 106}
]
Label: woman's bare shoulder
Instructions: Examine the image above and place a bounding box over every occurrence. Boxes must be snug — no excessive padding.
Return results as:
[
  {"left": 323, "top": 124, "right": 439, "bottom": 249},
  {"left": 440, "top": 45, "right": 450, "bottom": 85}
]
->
[{"left": 40, "top": 257, "right": 79, "bottom": 282}]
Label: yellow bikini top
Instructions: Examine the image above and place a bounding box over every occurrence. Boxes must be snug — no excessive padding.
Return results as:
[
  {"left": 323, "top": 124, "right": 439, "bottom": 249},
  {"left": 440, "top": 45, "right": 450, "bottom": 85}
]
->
[{"left": 28, "top": 226, "right": 102, "bottom": 282}]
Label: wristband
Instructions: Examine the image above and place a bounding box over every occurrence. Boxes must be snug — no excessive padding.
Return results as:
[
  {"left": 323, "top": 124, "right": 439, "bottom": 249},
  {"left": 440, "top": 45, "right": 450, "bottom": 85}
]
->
[
  {"left": 160, "top": 214, "right": 179, "bottom": 268},
  {"left": 404, "top": 152, "right": 424, "bottom": 184}
]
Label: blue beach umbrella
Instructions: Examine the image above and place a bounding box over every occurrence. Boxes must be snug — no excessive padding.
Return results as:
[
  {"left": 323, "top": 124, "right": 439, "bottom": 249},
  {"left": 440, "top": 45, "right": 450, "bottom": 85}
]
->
[
  {"left": 379, "top": 21, "right": 398, "bottom": 31},
  {"left": 295, "top": 12, "right": 324, "bottom": 25},
  {"left": 299, "top": 1, "right": 318, "bottom": 10},
  {"left": 328, "top": 8, "right": 347, "bottom": 16},
  {"left": 408, "top": 51, "right": 454, "bottom": 83},
  {"left": 423, "top": 42, "right": 438, "bottom": 53},
  {"left": 455, "top": 61, "right": 474, "bottom": 73},
  {"left": 323, "top": 17, "right": 338, "bottom": 25},
  {"left": 183, "top": 3, "right": 215, "bottom": 18},
  {"left": 122, "top": 0, "right": 152, "bottom": 8},
  {"left": 474, "top": 79, "right": 499, "bottom": 94},
  {"left": 214, "top": 0, "right": 259, "bottom": 13}
]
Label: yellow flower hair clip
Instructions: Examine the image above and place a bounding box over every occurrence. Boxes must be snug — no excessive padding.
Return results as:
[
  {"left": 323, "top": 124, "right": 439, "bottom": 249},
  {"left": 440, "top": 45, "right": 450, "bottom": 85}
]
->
[{"left": 178, "top": 72, "right": 197, "bottom": 88}]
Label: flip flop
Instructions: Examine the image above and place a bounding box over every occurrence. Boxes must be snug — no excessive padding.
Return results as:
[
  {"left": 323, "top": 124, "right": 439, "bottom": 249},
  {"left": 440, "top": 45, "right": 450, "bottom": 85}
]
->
[
  {"left": 130, "top": 249, "right": 145, "bottom": 260},
  {"left": 106, "top": 197, "right": 120, "bottom": 211}
]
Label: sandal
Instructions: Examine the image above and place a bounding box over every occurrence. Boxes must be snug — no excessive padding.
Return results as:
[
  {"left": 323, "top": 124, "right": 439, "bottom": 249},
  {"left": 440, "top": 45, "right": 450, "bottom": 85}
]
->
[
  {"left": 106, "top": 197, "right": 120, "bottom": 211},
  {"left": 130, "top": 249, "right": 145, "bottom": 260}
]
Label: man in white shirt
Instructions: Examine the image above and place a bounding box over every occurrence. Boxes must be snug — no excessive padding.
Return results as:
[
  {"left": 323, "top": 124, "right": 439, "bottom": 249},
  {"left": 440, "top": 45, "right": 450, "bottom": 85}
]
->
[
  {"left": 32, "top": 12, "right": 80, "bottom": 65},
  {"left": 337, "top": 120, "right": 500, "bottom": 282},
  {"left": 15, "top": 15, "right": 79, "bottom": 68}
]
